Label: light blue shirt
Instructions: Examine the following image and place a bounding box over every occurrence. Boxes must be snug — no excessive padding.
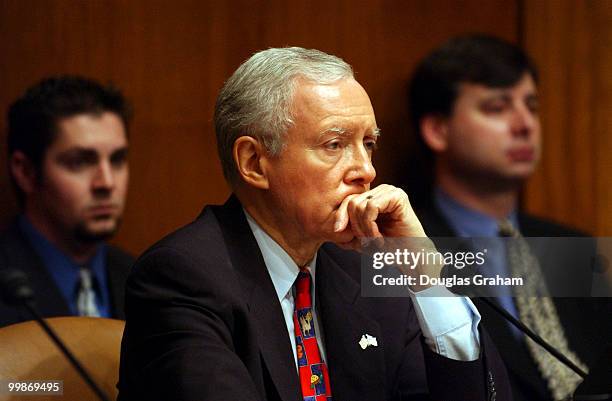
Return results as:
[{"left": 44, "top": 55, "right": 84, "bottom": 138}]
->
[
  {"left": 245, "top": 210, "right": 482, "bottom": 363},
  {"left": 434, "top": 188, "right": 522, "bottom": 338}
]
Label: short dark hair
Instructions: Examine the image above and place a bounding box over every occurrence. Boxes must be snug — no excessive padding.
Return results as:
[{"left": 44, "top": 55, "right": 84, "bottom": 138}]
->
[
  {"left": 405, "top": 34, "right": 538, "bottom": 207},
  {"left": 7, "top": 75, "right": 131, "bottom": 204},
  {"left": 409, "top": 34, "right": 538, "bottom": 136}
]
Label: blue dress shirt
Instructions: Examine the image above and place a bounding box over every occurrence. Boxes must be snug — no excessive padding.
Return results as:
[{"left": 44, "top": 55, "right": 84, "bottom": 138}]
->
[
  {"left": 434, "top": 188, "right": 522, "bottom": 337},
  {"left": 18, "top": 216, "right": 111, "bottom": 317}
]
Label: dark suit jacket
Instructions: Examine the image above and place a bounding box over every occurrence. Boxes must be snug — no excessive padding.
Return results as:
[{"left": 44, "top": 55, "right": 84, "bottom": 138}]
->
[
  {"left": 417, "top": 203, "right": 610, "bottom": 401},
  {"left": 118, "top": 196, "right": 512, "bottom": 401},
  {"left": 0, "top": 221, "right": 133, "bottom": 327}
]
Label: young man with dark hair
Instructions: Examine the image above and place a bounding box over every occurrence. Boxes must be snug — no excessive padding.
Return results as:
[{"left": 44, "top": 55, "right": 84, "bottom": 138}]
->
[
  {"left": 409, "top": 34, "right": 608, "bottom": 401},
  {"left": 0, "top": 76, "right": 133, "bottom": 326}
]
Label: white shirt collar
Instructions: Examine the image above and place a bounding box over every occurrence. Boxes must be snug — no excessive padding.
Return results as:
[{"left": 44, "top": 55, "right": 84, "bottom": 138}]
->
[{"left": 244, "top": 210, "right": 317, "bottom": 302}]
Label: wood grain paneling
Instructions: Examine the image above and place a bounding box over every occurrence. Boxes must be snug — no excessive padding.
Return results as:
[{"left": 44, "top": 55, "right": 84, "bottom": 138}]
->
[
  {"left": 522, "top": 0, "right": 612, "bottom": 235},
  {"left": 0, "top": 0, "right": 518, "bottom": 254}
]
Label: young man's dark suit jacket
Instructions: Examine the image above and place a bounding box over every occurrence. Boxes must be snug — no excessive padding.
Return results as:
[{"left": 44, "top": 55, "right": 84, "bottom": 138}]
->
[
  {"left": 0, "top": 221, "right": 133, "bottom": 327},
  {"left": 417, "top": 203, "right": 610, "bottom": 401},
  {"left": 117, "top": 196, "right": 512, "bottom": 401}
]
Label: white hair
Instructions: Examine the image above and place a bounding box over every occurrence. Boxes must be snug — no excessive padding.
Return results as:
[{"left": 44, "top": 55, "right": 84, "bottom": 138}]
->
[{"left": 214, "top": 47, "right": 354, "bottom": 184}]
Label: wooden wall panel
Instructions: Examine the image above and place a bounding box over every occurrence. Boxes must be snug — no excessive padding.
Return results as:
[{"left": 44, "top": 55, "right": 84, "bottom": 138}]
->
[
  {"left": 0, "top": 0, "right": 518, "bottom": 254},
  {"left": 522, "top": 0, "right": 612, "bottom": 235}
]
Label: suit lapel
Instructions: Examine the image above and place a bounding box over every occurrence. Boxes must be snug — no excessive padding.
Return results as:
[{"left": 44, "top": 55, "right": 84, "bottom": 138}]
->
[
  {"left": 1, "top": 223, "right": 70, "bottom": 317},
  {"left": 214, "top": 197, "right": 388, "bottom": 400},
  {"left": 316, "top": 247, "right": 386, "bottom": 401},
  {"left": 214, "top": 197, "right": 301, "bottom": 401}
]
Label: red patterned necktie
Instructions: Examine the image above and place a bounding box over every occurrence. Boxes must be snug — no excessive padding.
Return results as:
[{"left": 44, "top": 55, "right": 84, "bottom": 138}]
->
[{"left": 293, "top": 269, "right": 332, "bottom": 401}]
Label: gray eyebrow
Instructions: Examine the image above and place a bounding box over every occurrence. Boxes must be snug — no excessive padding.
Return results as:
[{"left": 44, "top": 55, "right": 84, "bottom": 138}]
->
[
  {"left": 325, "top": 127, "right": 348, "bottom": 135},
  {"left": 320, "top": 127, "right": 381, "bottom": 137}
]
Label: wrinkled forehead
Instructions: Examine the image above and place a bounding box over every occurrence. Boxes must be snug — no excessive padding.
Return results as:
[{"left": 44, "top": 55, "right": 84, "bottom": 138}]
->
[{"left": 289, "top": 78, "right": 376, "bottom": 129}]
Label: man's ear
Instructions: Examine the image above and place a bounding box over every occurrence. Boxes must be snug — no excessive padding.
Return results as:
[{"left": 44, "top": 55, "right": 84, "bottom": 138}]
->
[
  {"left": 9, "top": 151, "right": 38, "bottom": 195},
  {"left": 420, "top": 114, "right": 449, "bottom": 153},
  {"left": 233, "top": 136, "right": 270, "bottom": 190}
]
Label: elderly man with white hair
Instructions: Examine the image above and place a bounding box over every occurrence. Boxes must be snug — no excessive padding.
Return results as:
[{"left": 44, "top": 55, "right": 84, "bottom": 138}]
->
[{"left": 118, "top": 47, "right": 511, "bottom": 401}]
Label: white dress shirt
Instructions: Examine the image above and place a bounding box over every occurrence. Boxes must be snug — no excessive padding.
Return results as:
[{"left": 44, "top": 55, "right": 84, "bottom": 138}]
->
[{"left": 245, "top": 211, "right": 481, "bottom": 367}]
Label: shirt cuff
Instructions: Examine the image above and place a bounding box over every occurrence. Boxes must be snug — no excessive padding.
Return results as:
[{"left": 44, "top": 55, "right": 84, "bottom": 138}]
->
[{"left": 409, "top": 285, "right": 481, "bottom": 361}]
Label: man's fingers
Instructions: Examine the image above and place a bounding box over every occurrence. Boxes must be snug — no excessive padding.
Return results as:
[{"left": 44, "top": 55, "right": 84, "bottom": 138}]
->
[
  {"left": 335, "top": 187, "right": 396, "bottom": 237},
  {"left": 347, "top": 196, "right": 367, "bottom": 238},
  {"left": 364, "top": 199, "right": 382, "bottom": 238},
  {"left": 334, "top": 194, "right": 358, "bottom": 232},
  {"left": 334, "top": 184, "right": 424, "bottom": 244},
  {"left": 346, "top": 192, "right": 384, "bottom": 238}
]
